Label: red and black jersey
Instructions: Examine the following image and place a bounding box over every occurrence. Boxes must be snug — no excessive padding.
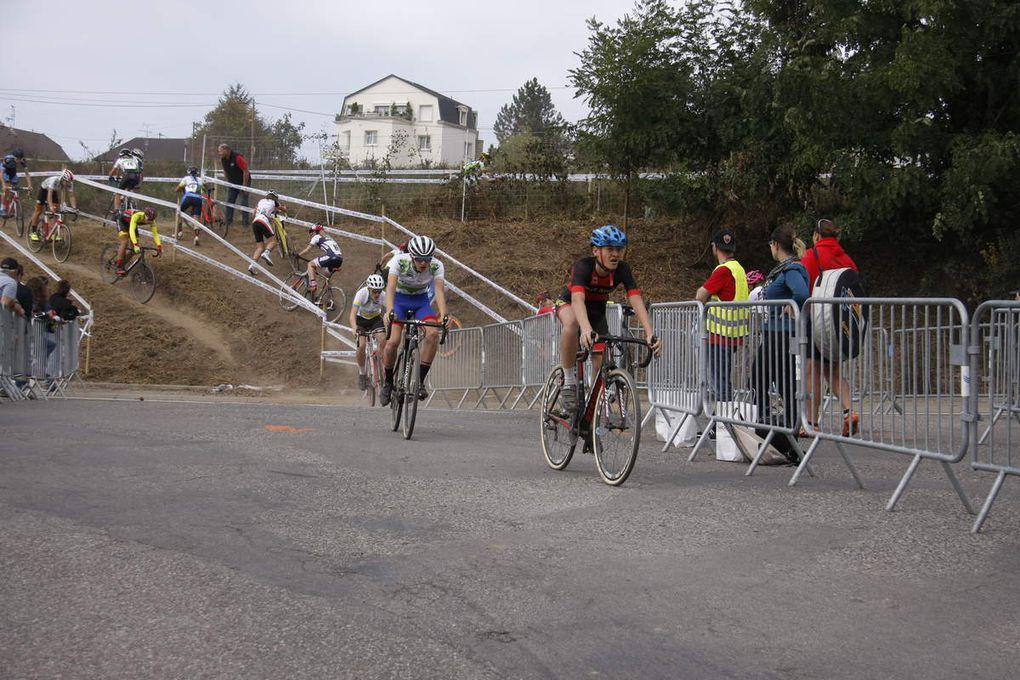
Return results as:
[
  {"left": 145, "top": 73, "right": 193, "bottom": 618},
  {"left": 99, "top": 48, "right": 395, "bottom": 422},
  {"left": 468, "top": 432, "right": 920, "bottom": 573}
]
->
[{"left": 565, "top": 256, "right": 641, "bottom": 303}]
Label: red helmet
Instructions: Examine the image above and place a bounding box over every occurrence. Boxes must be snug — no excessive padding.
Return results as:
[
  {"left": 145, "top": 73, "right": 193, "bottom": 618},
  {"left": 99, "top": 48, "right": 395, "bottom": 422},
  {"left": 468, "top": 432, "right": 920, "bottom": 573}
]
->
[
  {"left": 143, "top": 207, "right": 156, "bottom": 221},
  {"left": 309, "top": 224, "right": 324, "bottom": 233}
]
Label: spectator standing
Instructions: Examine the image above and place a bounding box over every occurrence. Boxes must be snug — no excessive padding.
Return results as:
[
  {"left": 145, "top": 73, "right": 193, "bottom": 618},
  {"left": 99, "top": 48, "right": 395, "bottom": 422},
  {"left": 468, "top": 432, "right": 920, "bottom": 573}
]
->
[
  {"left": 218, "top": 143, "right": 251, "bottom": 227},
  {"left": 48, "top": 279, "right": 81, "bottom": 321},
  {"left": 799, "top": 218, "right": 860, "bottom": 436},
  {"left": 695, "top": 228, "right": 749, "bottom": 404},
  {"left": 0, "top": 257, "right": 24, "bottom": 316},
  {"left": 15, "top": 265, "right": 32, "bottom": 317},
  {"left": 751, "top": 225, "right": 809, "bottom": 463}
]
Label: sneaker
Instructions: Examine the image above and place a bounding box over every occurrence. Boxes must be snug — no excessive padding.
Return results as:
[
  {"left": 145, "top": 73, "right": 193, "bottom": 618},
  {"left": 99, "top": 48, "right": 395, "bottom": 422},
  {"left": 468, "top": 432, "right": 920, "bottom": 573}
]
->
[
  {"left": 357, "top": 374, "right": 368, "bottom": 391},
  {"left": 51, "top": 234, "right": 63, "bottom": 242},
  {"left": 29, "top": 231, "right": 40, "bottom": 242},
  {"left": 798, "top": 423, "right": 816, "bottom": 438},
  {"left": 417, "top": 385, "right": 429, "bottom": 401},
  {"left": 380, "top": 382, "right": 393, "bottom": 406},
  {"left": 260, "top": 251, "right": 274, "bottom": 266},
  {"left": 247, "top": 265, "right": 257, "bottom": 277},
  {"left": 116, "top": 268, "right": 127, "bottom": 277},
  {"left": 174, "top": 230, "right": 184, "bottom": 240},
  {"left": 557, "top": 384, "right": 578, "bottom": 416},
  {"left": 842, "top": 412, "right": 860, "bottom": 436},
  {"left": 193, "top": 236, "right": 200, "bottom": 246}
]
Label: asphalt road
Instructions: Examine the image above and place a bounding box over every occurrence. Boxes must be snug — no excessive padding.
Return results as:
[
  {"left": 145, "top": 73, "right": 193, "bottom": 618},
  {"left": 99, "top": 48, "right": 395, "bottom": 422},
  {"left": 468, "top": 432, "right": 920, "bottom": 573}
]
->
[{"left": 2, "top": 397, "right": 1018, "bottom": 679}]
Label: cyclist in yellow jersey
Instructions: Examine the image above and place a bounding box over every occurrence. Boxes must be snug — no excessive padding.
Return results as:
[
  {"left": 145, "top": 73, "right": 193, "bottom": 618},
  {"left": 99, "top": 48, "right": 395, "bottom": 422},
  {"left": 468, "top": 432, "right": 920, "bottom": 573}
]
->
[{"left": 115, "top": 207, "right": 161, "bottom": 276}]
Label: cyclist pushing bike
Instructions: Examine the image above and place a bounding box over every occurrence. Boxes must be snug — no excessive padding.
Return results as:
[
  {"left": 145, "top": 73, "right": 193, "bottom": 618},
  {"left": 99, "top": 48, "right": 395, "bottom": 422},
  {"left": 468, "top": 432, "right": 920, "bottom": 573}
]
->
[
  {"left": 380, "top": 235, "right": 448, "bottom": 406},
  {"left": 296, "top": 224, "right": 342, "bottom": 295},
  {"left": 114, "top": 207, "right": 161, "bottom": 276},
  {"left": 248, "top": 190, "right": 286, "bottom": 276},
  {"left": 175, "top": 167, "right": 205, "bottom": 245},
  {"left": 555, "top": 225, "right": 660, "bottom": 414},
  {"left": 349, "top": 273, "right": 387, "bottom": 391}
]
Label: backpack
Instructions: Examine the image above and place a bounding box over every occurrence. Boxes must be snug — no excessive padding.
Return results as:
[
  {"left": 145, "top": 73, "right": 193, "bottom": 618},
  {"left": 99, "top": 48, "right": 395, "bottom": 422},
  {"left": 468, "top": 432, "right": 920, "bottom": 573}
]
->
[{"left": 810, "top": 245, "right": 868, "bottom": 361}]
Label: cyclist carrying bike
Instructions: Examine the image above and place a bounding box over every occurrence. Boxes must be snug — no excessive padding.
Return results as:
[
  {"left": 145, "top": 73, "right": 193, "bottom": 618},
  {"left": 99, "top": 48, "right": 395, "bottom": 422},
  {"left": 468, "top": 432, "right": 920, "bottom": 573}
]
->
[
  {"left": 175, "top": 167, "right": 204, "bottom": 246},
  {"left": 28, "top": 169, "right": 76, "bottom": 243},
  {"left": 296, "top": 224, "right": 342, "bottom": 294},
  {"left": 114, "top": 207, "right": 161, "bottom": 276},
  {"left": 2, "top": 148, "right": 32, "bottom": 215},
  {"left": 248, "top": 190, "right": 286, "bottom": 276},
  {"left": 555, "top": 225, "right": 660, "bottom": 414},
  {"left": 349, "top": 273, "right": 387, "bottom": 391},
  {"left": 380, "top": 235, "right": 448, "bottom": 405},
  {"left": 108, "top": 148, "right": 143, "bottom": 213}
]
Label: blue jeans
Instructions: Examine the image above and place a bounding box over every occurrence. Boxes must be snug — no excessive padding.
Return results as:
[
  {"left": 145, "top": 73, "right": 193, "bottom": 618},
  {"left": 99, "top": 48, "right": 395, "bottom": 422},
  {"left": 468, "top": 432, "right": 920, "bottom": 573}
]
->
[
  {"left": 225, "top": 186, "right": 249, "bottom": 225},
  {"left": 707, "top": 342, "right": 735, "bottom": 402}
]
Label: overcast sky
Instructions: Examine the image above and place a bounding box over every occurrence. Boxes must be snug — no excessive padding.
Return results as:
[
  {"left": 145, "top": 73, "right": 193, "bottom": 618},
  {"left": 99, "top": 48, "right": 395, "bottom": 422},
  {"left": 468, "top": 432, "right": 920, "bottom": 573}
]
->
[{"left": 0, "top": 0, "right": 638, "bottom": 162}]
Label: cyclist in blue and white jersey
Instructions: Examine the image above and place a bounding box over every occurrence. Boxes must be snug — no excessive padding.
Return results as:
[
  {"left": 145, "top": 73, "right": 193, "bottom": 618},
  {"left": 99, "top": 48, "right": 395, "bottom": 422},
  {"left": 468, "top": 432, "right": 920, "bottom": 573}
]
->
[
  {"left": 380, "top": 235, "right": 449, "bottom": 405},
  {"left": 2, "top": 149, "right": 32, "bottom": 215},
  {"left": 28, "top": 170, "right": 76, "bottom": 242},
  {"left": 296, "top": 224, "right": 343, "bottom": 293},
  {"left": 247, "top": 190, "right": 286, "bottom": 275},
  {"left": 175, "top": 167, "right": 204, "bottom": 245},
  {"left": 109, "top": 148, "right": 143, "bottom": 212},
  {"left": 349, "top": 273, "right": 387, "bottom": 391}
]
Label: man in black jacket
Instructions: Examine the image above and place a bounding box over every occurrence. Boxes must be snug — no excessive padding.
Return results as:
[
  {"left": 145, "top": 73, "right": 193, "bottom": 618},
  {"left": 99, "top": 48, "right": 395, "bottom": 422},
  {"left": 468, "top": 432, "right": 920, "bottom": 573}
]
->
[{"left": 218, "top": 143, "right": 251, "bottom": 227}]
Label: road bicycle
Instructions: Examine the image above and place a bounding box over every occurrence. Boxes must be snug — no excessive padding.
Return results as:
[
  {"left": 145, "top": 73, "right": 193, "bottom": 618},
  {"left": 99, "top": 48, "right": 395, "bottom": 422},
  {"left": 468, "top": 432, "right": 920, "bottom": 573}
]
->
[
  {"left": 99, "top": 243, "right": 159, "bottom": 304},
  {"left": 387, "top": 311, "right": 448, "bottom": 440},
  {"left": 357, "top": 327, "right": 386, "bottom": 406},
  {"left": 201, "top": 187, "right": 227, "bottom": 238},
  {"left": 278, "top": 255, "right": 347, "bottom": 323},
  {"left": 1, "top": 186, "right": 27, "bottom": 237},
  {"left": 540, "top": 333, "right": 654, "bottom": 486},
  {"left": 28, "top": 208, "right": 75, "bottom": 263}
]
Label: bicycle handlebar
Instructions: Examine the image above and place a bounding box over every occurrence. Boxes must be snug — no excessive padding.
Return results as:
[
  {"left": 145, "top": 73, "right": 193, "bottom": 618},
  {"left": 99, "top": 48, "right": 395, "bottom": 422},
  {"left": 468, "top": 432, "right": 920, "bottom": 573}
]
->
[
  {"left": 385, "top": 312, "right": 449, "bottom": 345},
  {"left": 593, "top": 333, "right": 657, "bottom": 369}
]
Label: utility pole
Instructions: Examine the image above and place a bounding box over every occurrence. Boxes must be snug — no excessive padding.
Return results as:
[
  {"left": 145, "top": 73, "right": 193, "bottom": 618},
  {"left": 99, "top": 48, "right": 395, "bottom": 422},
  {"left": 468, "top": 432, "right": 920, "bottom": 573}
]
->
[{"left": 250, "top": 98, "right": 256, "bottom": 165}]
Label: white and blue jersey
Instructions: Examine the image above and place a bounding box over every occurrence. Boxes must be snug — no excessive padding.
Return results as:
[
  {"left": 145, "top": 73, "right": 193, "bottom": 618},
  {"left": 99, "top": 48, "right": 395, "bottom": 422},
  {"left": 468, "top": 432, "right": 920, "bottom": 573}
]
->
[
  {"left": 177, "top": 174, "right": 203, "bottom": 215},
  {"left": 310, "top": 233, "right": 343, "bottom": 269},
  {"left": 2, "top": 154, "right": 25, "bottom": 184},
  {"left": 387, "top": 252, "right": 444, "bottom": 322}
]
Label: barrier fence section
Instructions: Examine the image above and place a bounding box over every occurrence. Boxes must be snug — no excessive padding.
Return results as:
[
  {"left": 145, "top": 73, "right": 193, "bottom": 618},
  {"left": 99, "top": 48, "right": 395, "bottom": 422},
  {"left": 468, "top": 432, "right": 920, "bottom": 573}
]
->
[
  {"left": 644, "top": 302, "right": 704, "bottom": 453},
  {"left": 0, "top": 309, "right": 82, "bottom": 400},
  {"left": 970, "top": 301, "right": 1020, "bottom": 532},
  {"left": 426, "top": 327, "right": 483, "bottom": 408}
]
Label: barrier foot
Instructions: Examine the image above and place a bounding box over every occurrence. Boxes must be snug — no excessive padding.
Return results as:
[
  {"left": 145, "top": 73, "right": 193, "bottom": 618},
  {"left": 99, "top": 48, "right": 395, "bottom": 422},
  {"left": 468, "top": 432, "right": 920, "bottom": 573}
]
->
[
  {"left": 641, "top": 407, "right": 655, "bottom": 431},
  {"left": 788, "top": 437, "right": 821, "bottom": 486},
  {"left": 887, "top": 455, "right": 922, "bottom": 511},
  {"left": 836, "top": 442, "right": 865, "bottom": 490},
  {"left": 510, "top": 387, "right": 528, "bottom": 410},
  {"left": 745, "top": 429, "right": 775, "bottom": 477},
  {"left": 942, "top": 460, "right": 976, "bottom": 515},
  {"left": 660, "top": 411, "right": 686, "bottom": 454},
  {"left": 456, "top": 390, "right": 470, "bottom": 409},
  {"left": 972, "top": 471, "right": 1007, "bottom": 534},
  {"left": 688, "top": 417, "right": 715, "bottom": 462},
  {"left": 527, "top": 389, "right": 543, "bottom": 410}
]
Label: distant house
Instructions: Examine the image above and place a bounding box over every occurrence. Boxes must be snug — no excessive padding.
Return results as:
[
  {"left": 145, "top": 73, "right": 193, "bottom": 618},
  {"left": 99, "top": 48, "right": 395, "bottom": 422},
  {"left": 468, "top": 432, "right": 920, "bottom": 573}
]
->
[
  {"left": 0, "top": 126, "right": 70, "bottom": 162},
  {"left": 95, "top": 137, "right": 190, "bottom": 163},
  {"left": 336, "top": 75, "right": 480, "bottom": 168}
]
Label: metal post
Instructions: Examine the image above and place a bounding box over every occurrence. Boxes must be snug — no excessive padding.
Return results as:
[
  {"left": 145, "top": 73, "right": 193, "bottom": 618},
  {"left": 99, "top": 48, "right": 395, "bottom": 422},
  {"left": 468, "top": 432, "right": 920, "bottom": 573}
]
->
[
  {"left": 320, "top": 323, "right": 326, "bottom": 379},
  {"left": 460, "top": 176, "right": 467, "bottom": 223}
]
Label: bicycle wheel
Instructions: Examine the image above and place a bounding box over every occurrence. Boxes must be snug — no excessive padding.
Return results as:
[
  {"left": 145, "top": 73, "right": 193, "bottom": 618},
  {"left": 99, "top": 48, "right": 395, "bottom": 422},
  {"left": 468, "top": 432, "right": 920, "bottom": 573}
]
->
[
  {"left": 390, "top": 349, "right": 405, "bottom": 431},
  {"left": 99, "top": 244, "right": 120, "bottom": 283},
  {"left": 592, "top": 368, "right": 641, "bottom": 486},
  {"left": 15, "top": 201, "right": 25, "bottom": 237},
  {"left": 51, "top": 223, "right": 72, "bottom": 262},
  {"left": 27, "top": 223, "right": 44, "bottom": 252},
  {"left": 279, "top": 274, "right": 305, "bottom": 311},
  {"left": 371, "top": 345, "right": 384, "bottom": 407},
  {"left": 540, "top": 366, "right": 577, "bottom": 470},
  {"left": 366, "top": 352, "right": 377, "bottom": 407},
  {"left": 402, "top": 340, "right": 422, "bottom": 440},
  {"left": 211, "top": 209, "right": 228, "bottom": 238},
  {"left": 129, "top": 260, "right": 157, "bottom": 304},
  {"left": 318, "top": 286, "right": 347, "bottom": 323}
]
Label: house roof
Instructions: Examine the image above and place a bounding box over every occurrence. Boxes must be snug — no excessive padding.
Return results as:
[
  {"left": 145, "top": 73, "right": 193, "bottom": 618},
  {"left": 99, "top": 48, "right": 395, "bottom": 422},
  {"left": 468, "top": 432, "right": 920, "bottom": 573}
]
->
[
  {"left": 0, "top": 126, "right": 70, "bottom": 162},
  {"left": 343, "top": 74, "right": 477, "bottom": 129},
  {"left": 95, "top": 137, "right": 189, "bottom": 162}
]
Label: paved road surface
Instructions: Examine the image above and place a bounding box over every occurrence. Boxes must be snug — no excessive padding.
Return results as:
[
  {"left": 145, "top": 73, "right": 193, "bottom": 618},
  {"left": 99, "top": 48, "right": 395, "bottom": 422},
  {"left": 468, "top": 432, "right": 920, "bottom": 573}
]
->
[{"left": 2, "top": 398, "right": 1018, "bottom": 679}]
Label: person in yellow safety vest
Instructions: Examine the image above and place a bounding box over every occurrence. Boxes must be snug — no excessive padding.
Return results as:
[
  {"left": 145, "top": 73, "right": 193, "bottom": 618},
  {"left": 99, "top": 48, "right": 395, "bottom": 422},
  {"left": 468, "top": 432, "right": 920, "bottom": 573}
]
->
[{"left": 695, "top": 228, "right": 749, "bottom": 403}]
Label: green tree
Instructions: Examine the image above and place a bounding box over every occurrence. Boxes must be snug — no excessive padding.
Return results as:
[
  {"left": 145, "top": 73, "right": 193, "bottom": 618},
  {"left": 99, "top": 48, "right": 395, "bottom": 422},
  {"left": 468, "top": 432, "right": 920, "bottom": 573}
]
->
[
  {"left": 493, "top": 78, "right": 568, "bottom": 144},
  {"left": 192, "top": 83, "right": 306, "bottom": 167}
]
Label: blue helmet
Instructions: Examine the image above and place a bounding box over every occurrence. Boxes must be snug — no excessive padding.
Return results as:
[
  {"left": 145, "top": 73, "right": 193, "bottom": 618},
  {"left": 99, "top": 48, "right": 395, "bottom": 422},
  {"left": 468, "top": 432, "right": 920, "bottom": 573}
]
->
[{"left": 591, "top": 224, "right": 628, "bottom": 248}]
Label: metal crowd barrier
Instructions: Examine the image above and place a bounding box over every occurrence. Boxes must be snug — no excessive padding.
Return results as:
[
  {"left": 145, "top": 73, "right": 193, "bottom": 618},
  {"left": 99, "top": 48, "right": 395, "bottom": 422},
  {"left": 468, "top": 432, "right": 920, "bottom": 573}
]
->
[
  {"left": 970, "top": 301, "right": 1020, "bottom": 532},
  {"left": 426, "top": 327, "right": 483, "bottom": 408},
  {"left": 0, "top": 310, "right": 82, "bottom": 401},
  {"left": 644, "top": 302, "right": 704, "bottom": 452},
  {"left": 477, "top": 320, "right": 525, "bottom": 408}
]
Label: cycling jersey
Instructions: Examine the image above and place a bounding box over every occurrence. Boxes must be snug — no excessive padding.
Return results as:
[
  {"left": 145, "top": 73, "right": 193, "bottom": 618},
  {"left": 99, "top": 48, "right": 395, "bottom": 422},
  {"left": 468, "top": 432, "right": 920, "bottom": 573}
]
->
[
  {"left": 2, "top": 154, "right": 25, "bottom": 181},
  {"left": 177, "top": 174, "right": 203, "bottom": 198},
  {"left": 387, "top": 252, "right": 444, "bottom": 296},
  {"left": 352, "top": 286, "right": 386, "bottom": 320},
  {"left": 564, "top": 256, "right": 640, "bottom": 303},
  {"left": 254, "top": 197, "right": 277, "bottom": 219},
  {"left": 41, "top": 175, "right": 72, "bottom": 191},
  {"left": 1, "top": 155, "right": 18, "bottom": 172},
  {"left": 117, "top": 209, "right": 162, "bottom": 248},
  {"left": 114, "top": 155, "right": 142, "bottom": 174},
  {"left": 309, "top": 233, "right": 342, "bottom": 258}
]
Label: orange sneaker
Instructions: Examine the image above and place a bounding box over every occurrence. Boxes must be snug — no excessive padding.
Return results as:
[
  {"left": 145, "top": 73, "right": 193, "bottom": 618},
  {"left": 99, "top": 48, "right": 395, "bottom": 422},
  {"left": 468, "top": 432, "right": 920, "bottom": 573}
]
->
[{"left": 842, "top": 411, "right": 860, "bottom": 436}]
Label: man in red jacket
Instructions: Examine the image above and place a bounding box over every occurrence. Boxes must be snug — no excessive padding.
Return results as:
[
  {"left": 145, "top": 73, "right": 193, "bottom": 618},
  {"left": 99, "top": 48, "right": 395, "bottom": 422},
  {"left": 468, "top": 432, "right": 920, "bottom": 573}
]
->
[{"left": 800, "top": 218, "right": 860, "bottom": 436}]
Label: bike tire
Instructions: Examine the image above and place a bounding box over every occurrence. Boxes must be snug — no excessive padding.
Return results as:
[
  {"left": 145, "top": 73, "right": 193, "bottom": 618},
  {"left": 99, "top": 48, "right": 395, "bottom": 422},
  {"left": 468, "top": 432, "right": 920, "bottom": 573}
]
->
[
  {"left": 592, "top": 368, "right": 641, "bottom": 486},
  {"left": 129, "top": 260, "right": 157, "bottom": 304},
  {"left": 540, "top": 366, "right": 577, "bottom": 470},
  {"left": 366, "top": 355, "right": 377, "bottom": 407},
  {"left": 15, "top": 202, "right": 25, "bottom": 237},
  {"left": 99, "top": 244, "right": 120, "bottom": 283},
  {"left": 318, "top": 286, "right": 347, "bottom": 323},
  {"left": 371, "top": 346, "right": 384, "bottom": 407},
  {"left": 402, "top": 340, "right": 422, "bottom": 440},
  {"left": 279, "top": 274, "right": 305, "bottom": 311},
  {"left": 51, "top": 223, "right": 72, "bottom": 262},
  {"left": 212, "top": 215, "right": 228, "bottom": 239},
  {"left": 390, "top": 349, "right": 405, "bottom": 431},
  {"left": 27, "top": 225, "right": 44, "bottom": 252}
]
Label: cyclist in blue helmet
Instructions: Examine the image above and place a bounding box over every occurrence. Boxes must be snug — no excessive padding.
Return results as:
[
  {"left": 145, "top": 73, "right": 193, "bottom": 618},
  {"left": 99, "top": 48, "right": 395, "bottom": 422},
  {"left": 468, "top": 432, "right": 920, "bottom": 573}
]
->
[{"left": 552, "top": 224, "right": 660, "bottom": 415}]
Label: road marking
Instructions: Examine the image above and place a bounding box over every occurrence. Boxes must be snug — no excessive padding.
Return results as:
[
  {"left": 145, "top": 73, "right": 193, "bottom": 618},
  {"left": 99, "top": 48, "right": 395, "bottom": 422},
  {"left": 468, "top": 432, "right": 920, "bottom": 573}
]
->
[{"left": 265, "top": 424, "right": 317, "bottom": 433}]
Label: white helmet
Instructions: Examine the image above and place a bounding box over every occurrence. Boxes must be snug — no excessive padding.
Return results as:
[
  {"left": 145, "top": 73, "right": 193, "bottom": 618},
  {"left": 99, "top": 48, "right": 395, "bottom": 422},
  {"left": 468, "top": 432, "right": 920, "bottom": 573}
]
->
[
  {"left": 61, "top": 169, "right": 75, "bottom": 184},
  {"left": 365, "top": 274, "right": 385, "bottom": 290},
  {"left": 407, "top": 235, "right": 436, "bottom": 259}
]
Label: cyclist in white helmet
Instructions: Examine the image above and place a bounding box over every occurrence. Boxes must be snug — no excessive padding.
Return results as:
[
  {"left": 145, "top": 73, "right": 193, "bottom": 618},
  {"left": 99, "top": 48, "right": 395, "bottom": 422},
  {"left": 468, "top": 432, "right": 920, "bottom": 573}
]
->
[
  {"left": 296, "top": 224, "right": 342, "bottom": 294},
  {"left": 28, "top": 169, "right": 76, "bottom": 242},
  {"left": 381, "top": 234, "right": 449, "bottom": 405},
  {"left": 349, "top": 273, "right": 388, "bottom": 391}
]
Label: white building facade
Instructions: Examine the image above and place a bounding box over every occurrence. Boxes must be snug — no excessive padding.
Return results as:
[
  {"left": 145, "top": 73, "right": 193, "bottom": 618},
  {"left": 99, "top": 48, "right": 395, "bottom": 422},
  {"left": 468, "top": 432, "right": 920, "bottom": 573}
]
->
[{"left": 335, "top": 75, "right": 480, "bottom": 168}]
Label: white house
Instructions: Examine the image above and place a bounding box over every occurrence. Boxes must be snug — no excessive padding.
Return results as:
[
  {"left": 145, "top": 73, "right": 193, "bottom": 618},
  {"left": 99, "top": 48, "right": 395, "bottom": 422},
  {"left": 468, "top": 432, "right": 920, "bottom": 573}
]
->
[{"left": 335, "top": 74, "right": 480, "bottom": 168}]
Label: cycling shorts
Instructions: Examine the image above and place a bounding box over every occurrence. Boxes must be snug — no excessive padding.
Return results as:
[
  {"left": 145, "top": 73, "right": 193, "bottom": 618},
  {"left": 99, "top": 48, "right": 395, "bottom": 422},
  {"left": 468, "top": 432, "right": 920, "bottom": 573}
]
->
[
  {"left": 555, "top": 298, "right": 609, "bottom": 352},
  {"left": 36, "top": 187, "right": 59, "bottom": 205},
  {"left": 391, "top": 292, "right": 436, "bottom": 324},
  {"left": 314, "top": 255, "right": 343, "bottom": 270},
  {"left": 252, "top": 215, "right": 274, "bottom": 242},
  {"left": 356, "top": 315, "right": 385, "bottom": 332},
  {"left": 179, "top": 194, "right": 202, "bottom": 216},
  {"left": 2, "top": 171, "right": 17, "bottom": 185},
  {"left": 118, "top": 172, "right": 141, "bottom": 191}
]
